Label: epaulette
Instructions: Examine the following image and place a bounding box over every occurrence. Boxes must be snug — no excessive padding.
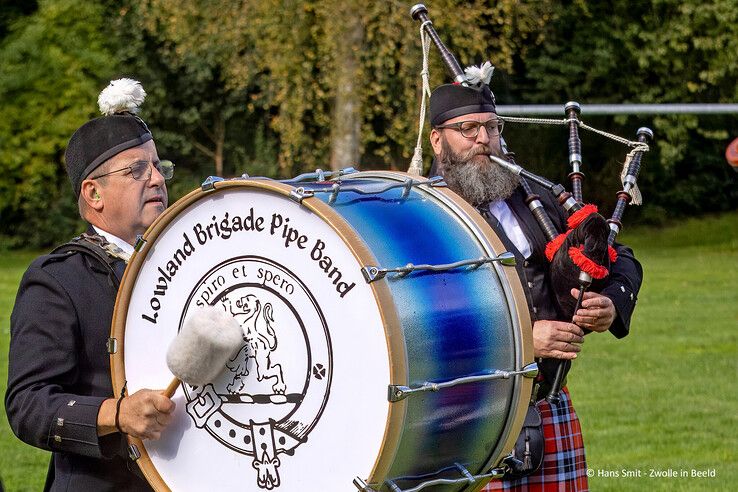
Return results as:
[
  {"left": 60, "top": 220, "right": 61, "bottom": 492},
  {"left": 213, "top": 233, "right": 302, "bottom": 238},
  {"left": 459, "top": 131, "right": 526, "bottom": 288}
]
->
[{"left": 49, "top": 233, "right": 127, "bottom": 289}]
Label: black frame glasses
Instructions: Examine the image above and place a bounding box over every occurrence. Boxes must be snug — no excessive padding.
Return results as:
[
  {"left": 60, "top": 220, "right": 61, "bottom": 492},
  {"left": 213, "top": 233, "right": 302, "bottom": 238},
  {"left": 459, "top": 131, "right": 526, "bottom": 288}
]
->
[
  {"left": 435, "top": 119, "right": 504, "bottom": 139},
  {"left": 91, "top": 159, "right": 175, "bottom": 181}
]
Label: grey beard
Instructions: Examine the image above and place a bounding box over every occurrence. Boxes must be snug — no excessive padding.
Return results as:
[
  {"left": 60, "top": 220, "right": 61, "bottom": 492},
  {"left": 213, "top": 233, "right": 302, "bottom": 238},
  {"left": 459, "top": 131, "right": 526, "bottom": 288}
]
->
[{"left": 440, "top": 139, "right": 520, "bottom": 207}]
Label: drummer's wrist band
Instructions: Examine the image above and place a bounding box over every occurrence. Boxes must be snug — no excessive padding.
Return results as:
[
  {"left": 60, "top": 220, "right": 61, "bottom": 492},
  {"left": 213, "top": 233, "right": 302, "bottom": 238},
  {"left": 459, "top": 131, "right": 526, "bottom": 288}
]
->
[{"left": 115, "top": 381, "right": 127, "bottom": 434}]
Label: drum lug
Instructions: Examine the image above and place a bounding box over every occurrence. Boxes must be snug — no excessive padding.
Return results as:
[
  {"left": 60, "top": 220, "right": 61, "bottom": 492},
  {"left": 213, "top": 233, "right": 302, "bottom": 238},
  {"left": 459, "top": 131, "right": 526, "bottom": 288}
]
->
[
  {"left": 201, "top": 176, "right": 224, "bottom": 191},
  {"left": 290, "top": 187, "right": 314, "bottom": 203},
  {"left": 388, "top": 385, "right": 411, "bottom": 402},
  {"left": 361, "top": 266, "right": 384, "bottom": 283},
  {"left": 133, "top": 235, "right": 147, "bottom": 252},
  {"left": 427, "top": 176, "right": 447, "bottom": 187},
  {"left": 106, "top": 337, "right": 118, "bottom": 354},
  {"left": 127, "top": 443, "right": 141, "bottom": 462},
  {"left": 353, "top": 477, "right": 379, "bottom": 491}
]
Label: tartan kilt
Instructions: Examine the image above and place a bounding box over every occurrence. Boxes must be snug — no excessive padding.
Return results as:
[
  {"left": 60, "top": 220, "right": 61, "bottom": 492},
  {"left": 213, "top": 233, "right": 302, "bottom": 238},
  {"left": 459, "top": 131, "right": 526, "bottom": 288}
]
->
[{"left": 482, "top": 387, "right": 589, "bottom": 491}]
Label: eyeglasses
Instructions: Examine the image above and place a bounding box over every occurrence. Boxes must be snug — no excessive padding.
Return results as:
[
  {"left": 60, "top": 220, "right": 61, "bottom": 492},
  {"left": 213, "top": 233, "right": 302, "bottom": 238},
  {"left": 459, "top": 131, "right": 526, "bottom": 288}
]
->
[
  {"left": 91, "top": 159, "right": 175, "bottom": 181},
  {"left": 435, "top": 119, "right": 504, "bottom": 139}
]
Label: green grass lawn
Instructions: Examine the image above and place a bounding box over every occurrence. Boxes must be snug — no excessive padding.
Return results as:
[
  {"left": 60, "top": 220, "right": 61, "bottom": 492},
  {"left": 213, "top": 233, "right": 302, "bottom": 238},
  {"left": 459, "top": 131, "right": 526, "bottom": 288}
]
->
[
  {"left": 0, "top": 251, "right": 47, "bottom": 491},
  {"left": 1, "top": 213, "right": 737, "bottom": 491},
  {"left": 568, "top": 212, "right": 738, "bottom": 491}
]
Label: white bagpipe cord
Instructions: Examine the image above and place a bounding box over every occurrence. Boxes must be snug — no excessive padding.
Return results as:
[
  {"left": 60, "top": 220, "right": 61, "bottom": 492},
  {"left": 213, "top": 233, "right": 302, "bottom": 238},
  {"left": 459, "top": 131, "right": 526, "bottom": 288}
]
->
[
  {"left": 502, "top": 114, "right": 649, "bottom": 204},
  {"left": 407, "top": 22, "right": 434, "bottom": 176}
]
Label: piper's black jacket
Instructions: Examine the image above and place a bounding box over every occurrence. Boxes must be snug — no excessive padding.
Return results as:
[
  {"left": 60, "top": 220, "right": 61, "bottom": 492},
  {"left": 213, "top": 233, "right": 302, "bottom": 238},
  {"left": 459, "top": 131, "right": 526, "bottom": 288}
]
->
[
  {"left": 489, "top": 182, "right": 641, "bottom": 333},
  {"left": 5, "top": 243, "right": 152, "bottom": 491},
  {"left": 478, "top": 182, "right": 643, "bottom": 388}
]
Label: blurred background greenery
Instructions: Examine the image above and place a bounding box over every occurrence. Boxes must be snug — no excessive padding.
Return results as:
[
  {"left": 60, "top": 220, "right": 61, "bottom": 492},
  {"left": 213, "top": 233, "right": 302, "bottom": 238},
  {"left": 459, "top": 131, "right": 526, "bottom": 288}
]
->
[{"left": 0, "top": 0, "right": 736, "bottom": 248}]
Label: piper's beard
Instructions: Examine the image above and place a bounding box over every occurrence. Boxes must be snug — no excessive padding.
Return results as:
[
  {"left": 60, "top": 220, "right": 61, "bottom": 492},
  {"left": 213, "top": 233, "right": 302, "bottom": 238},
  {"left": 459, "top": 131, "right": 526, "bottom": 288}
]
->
[{"left": 440, "top": 138, "right": 520, "bottom": 207}]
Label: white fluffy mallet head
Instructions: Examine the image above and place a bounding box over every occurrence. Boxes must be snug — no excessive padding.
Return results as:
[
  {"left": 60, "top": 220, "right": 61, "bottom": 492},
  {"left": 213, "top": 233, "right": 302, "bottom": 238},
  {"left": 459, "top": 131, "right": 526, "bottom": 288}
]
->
[
  {"left": 98, "top": 78, "right": 147, "bottom": 116},
  {"left": 166, "top": 305, "right": 243, "bottom": 390}
]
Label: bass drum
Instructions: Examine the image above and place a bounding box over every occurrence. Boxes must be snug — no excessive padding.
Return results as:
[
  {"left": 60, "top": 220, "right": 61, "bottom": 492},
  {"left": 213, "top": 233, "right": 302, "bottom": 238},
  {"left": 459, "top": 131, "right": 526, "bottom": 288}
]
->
[{"left": 111, "top": 170, "right": 534, "bottom": 491}]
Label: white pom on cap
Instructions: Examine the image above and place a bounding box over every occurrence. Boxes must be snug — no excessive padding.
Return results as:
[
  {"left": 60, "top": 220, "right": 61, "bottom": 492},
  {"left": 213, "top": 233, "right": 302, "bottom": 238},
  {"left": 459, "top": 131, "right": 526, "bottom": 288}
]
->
[
  {"left": 464, "top": 61, "right": 495, "bottom": 86},
  {"left": 166, "top": 305, "right": 244, "bottom": 387},
  {"left": 98, "top": 78, "right": 147, "bottom": 116}
]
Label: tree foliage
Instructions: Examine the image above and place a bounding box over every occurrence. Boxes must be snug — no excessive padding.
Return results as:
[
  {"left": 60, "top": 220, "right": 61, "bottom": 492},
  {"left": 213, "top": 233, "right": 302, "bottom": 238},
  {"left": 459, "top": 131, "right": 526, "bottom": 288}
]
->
[
  {"left": 0, "top": 0, "right": 116, "bottom": 247},
  {"left": 128, "top": 0, "right": 549, "bottom": 173},
  {"left": 504, "top": 0, "right": 738, "bottom": 222},
  {"left": 0, "top": 0, "right": 735, "bottom": 248}
]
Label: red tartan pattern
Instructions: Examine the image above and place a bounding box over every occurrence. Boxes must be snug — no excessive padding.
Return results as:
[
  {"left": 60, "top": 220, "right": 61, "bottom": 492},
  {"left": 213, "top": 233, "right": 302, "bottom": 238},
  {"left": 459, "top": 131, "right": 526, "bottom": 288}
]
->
[{"left": 483, "top": 387, "right": 589, "bottom": 491}]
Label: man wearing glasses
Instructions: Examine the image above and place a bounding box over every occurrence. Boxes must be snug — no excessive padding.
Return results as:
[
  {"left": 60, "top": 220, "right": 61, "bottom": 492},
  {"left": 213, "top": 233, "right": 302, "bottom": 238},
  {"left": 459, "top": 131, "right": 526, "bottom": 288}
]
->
[
  {"left": 428, "top": 83, "right": 642, "bottom": 491},
  {"left": 6, "top": 80, "right": 174, "bottom": 490}
]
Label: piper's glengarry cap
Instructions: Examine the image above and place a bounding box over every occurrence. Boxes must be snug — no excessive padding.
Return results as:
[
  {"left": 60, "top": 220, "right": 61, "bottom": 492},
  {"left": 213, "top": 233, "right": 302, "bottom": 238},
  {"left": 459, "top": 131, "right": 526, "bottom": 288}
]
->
[
  {"left": 64, "top": 79, "right": 152, "bottom": 196},
  {"left": 430, "top": 83, "right": 496, "bottom": 126}
]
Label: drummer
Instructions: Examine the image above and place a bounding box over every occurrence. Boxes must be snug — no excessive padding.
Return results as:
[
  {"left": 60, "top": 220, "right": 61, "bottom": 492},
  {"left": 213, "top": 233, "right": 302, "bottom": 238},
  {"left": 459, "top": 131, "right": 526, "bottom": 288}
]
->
[
  {"left": 6, "top": 79, "right": 173, "bottom": 491},
  {"left": 428, "top": 82, "right": 642, "bottom": 490}
]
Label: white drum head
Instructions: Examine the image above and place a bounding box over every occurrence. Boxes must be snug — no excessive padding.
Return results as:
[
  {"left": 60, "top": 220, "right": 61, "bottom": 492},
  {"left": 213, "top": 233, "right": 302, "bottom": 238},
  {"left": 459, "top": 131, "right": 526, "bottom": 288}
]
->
[{"left": 112, "top": 181, "right": 405, "bottom": 491}]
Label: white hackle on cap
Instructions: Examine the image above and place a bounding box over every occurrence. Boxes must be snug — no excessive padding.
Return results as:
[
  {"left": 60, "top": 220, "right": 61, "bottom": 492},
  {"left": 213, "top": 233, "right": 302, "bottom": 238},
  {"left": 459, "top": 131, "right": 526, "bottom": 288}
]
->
[
  {"left": 166, "top": 305, "right": 244, "bottom": 387},
  {"left": 98, "top": 78, "right": 147, "bottom": 116},
  {"left": 464, "top": 61, "right": 495, "bottom": 86}
]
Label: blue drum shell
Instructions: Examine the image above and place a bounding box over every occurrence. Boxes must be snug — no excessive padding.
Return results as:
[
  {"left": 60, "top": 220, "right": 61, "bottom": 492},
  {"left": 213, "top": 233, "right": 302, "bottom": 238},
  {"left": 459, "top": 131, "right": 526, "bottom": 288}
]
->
[{"left": 302, "top": 172, "right": 529, "bottom": 490}]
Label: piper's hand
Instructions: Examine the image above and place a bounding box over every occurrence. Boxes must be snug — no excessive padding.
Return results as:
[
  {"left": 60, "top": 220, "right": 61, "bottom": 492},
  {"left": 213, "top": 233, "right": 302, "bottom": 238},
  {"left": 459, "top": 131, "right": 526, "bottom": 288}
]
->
[
  {"left": 118, "top": 389, "right": 175, "bottom": 440},
  {"left": 533, "top": 320, "right": 584, "bottom": 359},
  {"left": 571, "top": 289, "right": 616, "bottom": 333}
]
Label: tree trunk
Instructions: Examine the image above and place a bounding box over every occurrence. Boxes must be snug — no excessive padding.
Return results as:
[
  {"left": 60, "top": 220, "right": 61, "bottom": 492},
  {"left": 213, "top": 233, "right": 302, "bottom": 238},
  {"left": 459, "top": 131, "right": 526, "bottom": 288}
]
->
[
  {"left": 192, "top": 113, "right": 226, "bottom": 177},
  {"left": 329, "top": 9, "right": 363, "bottom": 171},
  {"left": 214, "top": 115, "right": 225, "bottom": 177}
]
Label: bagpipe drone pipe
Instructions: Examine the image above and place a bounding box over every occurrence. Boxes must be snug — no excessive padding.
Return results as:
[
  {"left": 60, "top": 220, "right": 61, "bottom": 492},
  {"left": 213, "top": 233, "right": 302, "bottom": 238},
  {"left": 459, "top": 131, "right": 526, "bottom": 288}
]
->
[{"left": 410, "top": 3, "right": 652, "bottom": 403}]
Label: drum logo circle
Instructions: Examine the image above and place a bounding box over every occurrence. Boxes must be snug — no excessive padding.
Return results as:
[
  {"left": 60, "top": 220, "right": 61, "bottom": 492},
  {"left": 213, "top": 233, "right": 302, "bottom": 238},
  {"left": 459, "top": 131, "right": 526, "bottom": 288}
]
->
[{"left": 180, "top": 256, "right": 332, "bottom": 489}]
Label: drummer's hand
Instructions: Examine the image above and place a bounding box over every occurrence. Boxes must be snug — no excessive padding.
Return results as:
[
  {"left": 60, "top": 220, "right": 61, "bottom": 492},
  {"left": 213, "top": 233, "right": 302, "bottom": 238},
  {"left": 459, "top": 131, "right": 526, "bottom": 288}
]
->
[
  {"left": 571, "top": 289, "right": 616, "bottom": 333},
  {"left": 532, "top": 320, "right": 584, "bottom": 359},
  {"left": 117, "top": 389, "right": 176, "bottom": 440}
]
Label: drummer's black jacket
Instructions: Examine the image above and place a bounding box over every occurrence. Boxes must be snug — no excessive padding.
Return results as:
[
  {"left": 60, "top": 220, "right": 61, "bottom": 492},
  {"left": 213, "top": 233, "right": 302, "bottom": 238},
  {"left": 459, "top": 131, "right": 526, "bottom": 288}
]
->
[
  {"left": 478, "top": 182, "right": 643, "bottom": 388},
  {"left": 5, "top": 234, "right": 152, "bottom": 491}
]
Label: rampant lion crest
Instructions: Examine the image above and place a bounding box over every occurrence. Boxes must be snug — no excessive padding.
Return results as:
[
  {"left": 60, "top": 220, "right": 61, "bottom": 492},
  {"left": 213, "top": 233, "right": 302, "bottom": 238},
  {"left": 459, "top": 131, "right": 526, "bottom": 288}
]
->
[{"left": 223, "top": 294, "right": 286, "bottom": 395}]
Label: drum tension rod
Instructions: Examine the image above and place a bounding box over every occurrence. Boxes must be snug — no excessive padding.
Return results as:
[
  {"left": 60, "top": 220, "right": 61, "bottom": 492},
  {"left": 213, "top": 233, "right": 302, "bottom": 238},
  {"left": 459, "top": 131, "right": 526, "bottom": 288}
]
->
[
  {"left": 388, "top": 363, "right": 538, "bottom": 402},
  {"left": 368, "top": 462, "right": 508, "bottom": 492},
  {"left": 312, "top": 176, "right": 448, "bottom": 206},
  {"left": 362, "top": 252, "right": 516, "bottom": 283},
  {"left": 285, "top": 166, "right": 358, "bottom": 184}
]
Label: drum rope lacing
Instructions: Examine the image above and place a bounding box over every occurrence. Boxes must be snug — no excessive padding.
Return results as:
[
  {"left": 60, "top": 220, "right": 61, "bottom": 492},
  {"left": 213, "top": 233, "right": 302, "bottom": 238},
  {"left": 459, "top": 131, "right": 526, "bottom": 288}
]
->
[
  {"left": 290, "top": 176, "right": 446, "bottom": 204},
  {"left": 361, "top": 251, "right": 516, "bottom": 283}
]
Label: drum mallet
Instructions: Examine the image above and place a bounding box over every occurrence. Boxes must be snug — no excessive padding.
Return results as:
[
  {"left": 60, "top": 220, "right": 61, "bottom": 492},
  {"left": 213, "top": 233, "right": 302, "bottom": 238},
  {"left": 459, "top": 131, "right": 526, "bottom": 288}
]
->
[{"left": 162, "top": 305, "right": 244, "bottom": 398}]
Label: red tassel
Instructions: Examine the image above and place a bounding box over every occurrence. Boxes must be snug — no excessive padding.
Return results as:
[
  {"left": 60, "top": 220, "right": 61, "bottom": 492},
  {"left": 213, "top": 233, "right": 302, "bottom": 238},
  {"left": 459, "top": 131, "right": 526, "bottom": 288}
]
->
[
  {"left": 567, "top": 204, "right": 599, "bottom": 230},
  {"left": 568, "top": 246, "right": 609, "bottom": 279},
  {"left": 608, "top": 245, "right": 618, "bottom": 263},
  {"left": 545, "top": 232, "right": 570, "bottom": 262}
]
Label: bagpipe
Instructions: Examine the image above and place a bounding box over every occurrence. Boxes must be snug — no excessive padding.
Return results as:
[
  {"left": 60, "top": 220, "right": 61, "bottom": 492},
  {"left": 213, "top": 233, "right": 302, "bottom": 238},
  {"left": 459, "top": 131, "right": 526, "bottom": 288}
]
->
[{"left": 410, "top": 3, "right": 652, "bottom": 402}]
